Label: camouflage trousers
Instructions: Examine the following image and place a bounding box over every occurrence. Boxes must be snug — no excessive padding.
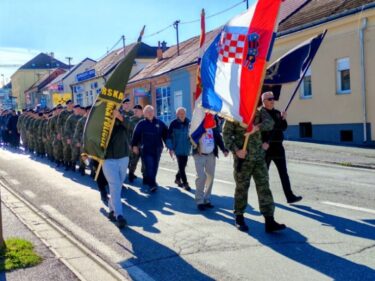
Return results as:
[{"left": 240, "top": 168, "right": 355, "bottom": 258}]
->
[
  {"left": 63, "top": 141, "right": 72, "bottom": 163},
  {"left": 20, "top": 130, "right": 27, "bottom": 148},
  {"left": 71, "top": 144, "right": 82, "bottom": 164},
  {"left": 128, "top": 152, "right": 144, "bottom": 175},
  {"left": 53, "top": 139, "right": 63, "bottom": 161},
  {"left": 36, "top": 139, "right": 45, "bottom": 155},
  {"left": 46, "top": 140, "right": 53, "bottom": 159},
  {"left": 233, "top": 156, "right": 275, "bottom": 217}
]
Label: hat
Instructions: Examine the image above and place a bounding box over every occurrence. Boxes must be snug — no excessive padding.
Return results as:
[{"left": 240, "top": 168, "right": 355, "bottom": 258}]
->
[
  {"left": 133, "top": 104, "right": 143, "bottom": 110},
  {"left": 66, "top": 99, "right": 73, "bottom": 105},
  {"left": 73, "top": 104, "right": 80, "bottom": 108},
  {"left": 122, "top": 97, "right": 130, "bottom": 103},
  {"left": 56, "top": 104, "right": 63, "bottom": 109},
  {"left": 38, "top": 112, "right": 43, "bottom": 117},
  {"left": 79, "top": 106, "right": 85, "bottom": 110},
  {"left": 85, "top": 106, "right": 92, "bottom": 111}
]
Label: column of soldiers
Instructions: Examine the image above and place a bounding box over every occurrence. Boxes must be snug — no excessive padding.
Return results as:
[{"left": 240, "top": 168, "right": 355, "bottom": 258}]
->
[
  {"left": 16, "top": 100, "right": 92, "bottom": 174},
  {"left": 16, "top": 99, "right": 143, "bottom": 181}
]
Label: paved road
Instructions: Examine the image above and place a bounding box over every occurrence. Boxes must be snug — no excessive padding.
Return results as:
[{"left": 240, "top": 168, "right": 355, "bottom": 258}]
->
[{"left": 0, "top": 146, "right": 374, "bottom": 281}]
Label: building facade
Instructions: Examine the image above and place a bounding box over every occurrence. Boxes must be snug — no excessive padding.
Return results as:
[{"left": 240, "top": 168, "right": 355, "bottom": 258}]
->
[
  {"left": 274, "top": 0, "right": 375, "bottom": 146},
  {"left": 10, "top": 53, "right": 70, "bottom": 109},
  {"left": 71, "top": 43, "right": 158, "bottom": 106}
]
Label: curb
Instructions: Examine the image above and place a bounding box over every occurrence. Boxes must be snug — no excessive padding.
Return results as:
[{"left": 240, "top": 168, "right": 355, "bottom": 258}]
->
[{"left": 0, "top": 177, "right": 129, "bottom": 281}]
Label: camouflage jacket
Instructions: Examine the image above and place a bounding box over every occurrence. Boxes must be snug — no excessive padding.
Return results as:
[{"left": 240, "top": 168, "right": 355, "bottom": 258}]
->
[
  {"left": 57, "top": 109, "right": 73, "bottom": 138},
  {"left": 72, "top": 116, "right": 86, "bottom": 145},
  {"left": 64, "top": 114, "right": 81, "bottom": 141},
  {"left": 223, "top": 108, "right": 274, "bottom": 161},
  {"left": 49, "top": 115, "right": 59, "bottom": 139}
]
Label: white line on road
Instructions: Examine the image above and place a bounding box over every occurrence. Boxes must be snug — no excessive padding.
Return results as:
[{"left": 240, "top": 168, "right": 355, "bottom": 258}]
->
[
  {"left": 322, "top": 201, "right": 375, "bottom": 215},
  {"left": 23, "top": 190, "right": 36, "bottom": 198},
  {"left": 159, "top": 167, "right": 234, "bottom": 185}
]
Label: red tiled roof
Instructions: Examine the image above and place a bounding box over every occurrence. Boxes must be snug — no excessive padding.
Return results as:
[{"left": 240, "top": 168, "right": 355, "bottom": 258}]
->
[
  {"left": 129, "top": 29, "right": 221, "bottom": 83},
  {"left": 278, "top": 0, "right": 375, "bottom": 32}
]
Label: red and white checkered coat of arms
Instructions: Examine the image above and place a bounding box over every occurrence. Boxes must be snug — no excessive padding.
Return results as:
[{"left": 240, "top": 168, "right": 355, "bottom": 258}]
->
[{"left": 219, "top": 32, "right": 246, "bottom": 65}]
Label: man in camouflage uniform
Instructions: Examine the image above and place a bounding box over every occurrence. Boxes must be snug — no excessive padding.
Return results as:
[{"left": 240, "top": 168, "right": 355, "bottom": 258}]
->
[
  {"left": 223, "top": 104, "right": 286, "bottom": 233},
  {"left": 72, "top": 106, "right": 89, "bottom": 175},
  {"left": 128, "top": 104, "right": 144, "bottom": 182},
  {"left": 45, "top": 109, "right": 55, "bottom": 161},
  {"left": 36, "top": 111, "right": 48, "bottom": 157},
  {"left": 27, "top": 111, "right": 38, "bottom": 155},
  {"left": 17, "top": 109, "right": 27, "bottom": 149},
  {"left": 56, "top": 100, "right": 74, "bottom": 168},
  {"left": 63, "top": 104, "right": 82, "bottom": 171},
  {"left": 51, "top": 105, "right": 64, "bottom": 166}
]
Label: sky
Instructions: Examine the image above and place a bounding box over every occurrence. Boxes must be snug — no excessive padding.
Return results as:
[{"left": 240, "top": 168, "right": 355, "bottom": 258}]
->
[{"left": 0, "top": 0, "right": 255, "bottom": 86}]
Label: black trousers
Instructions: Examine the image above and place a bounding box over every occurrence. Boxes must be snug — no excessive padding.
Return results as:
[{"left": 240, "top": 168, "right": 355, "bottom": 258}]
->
[
  {"left": 265, "top": 145, "right": 294, "bottom": 200},
  {"left": 175, "top": 155, "right": 188, "bottom": 184}
]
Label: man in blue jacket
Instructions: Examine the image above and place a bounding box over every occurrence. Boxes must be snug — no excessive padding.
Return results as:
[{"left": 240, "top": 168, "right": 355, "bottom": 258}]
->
[
  {"left": 131, "top": 105, "right": 168, "bottom": 192},
  {"left": 167, "top": 107, "right": 191, "bottom": 190}
]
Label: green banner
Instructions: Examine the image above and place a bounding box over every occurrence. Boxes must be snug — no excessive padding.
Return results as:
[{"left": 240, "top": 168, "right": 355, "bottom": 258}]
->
[{"left": 83, "top": 27, "right": 145, "bottom": 160}]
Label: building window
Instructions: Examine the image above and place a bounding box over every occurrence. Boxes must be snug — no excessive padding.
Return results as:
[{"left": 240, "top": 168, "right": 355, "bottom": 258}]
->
[
  {"left": 76, "top": 93, "right": 83, "bottom": 105},
  {"left": 340, "top": 130, "right": 353, "bottom": 142},
  {"left": 299, "top": 122, "right": 312, "bottom": 138},
  {"left": 156, "top": 86, "right": 172, "bottom": 124},
  {"left": 174, "top": 91, "right": 183, "bottom": 111},
  {"left": 336, "top": 58, "right": 351, "bottom": 94},
  {"left": 300, "top": 67, "right": 312, "bottom": 99}
]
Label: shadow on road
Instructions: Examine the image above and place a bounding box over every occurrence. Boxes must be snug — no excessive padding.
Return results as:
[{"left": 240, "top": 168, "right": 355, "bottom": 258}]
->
[
  {"left": 116, "top": 227, "right": 215, "bottom": 281},
  {"left": 277, "top": 204, "right": 375, "bottom": 241}
]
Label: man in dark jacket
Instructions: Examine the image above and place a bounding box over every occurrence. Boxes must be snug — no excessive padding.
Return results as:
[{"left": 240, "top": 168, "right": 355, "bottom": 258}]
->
[
  {"left": 192, "top": 117, "right": 229, "bottom": 210},
  {"left": 261, "top": 91, "right": 302, "bottom": 204},
  {"left": 131, "top": 105, "right": 168, "bottom": 192},
  {"left": 167, "top": 107, "right": 191, "bottom": 190}
]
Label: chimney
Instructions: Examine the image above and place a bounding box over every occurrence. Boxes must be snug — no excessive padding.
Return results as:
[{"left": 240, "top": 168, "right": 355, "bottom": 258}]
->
[
  {"left": 156, "top": 41, "right": 163, "bottom": 62},
  {"left": 161, "top": 41, "right": 167, "bottom": 52}
]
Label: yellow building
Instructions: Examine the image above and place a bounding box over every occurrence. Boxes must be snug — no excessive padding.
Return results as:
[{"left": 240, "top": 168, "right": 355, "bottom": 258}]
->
[
  {"left": 10, "top": 53, "right": 70, "bottom": 109},
  {"left": 272, "top": 0, "right": 375, "bottom": 146}
]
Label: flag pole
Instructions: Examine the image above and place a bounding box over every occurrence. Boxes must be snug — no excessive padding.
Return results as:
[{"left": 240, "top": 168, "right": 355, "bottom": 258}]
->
[
  {"left": 93, "top": 26, "right": 146, "bottom": 181},
  {"left": 284, "top": 29, "right": 327, "bottom": 112}
]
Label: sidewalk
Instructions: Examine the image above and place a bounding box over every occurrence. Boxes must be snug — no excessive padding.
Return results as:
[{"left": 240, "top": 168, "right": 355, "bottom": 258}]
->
[
  {"left": 1, "top": 204, "right": 79, "bottom": 281},
  {"left": 284, "top": 141, "right": 375, "bottom": 169}
]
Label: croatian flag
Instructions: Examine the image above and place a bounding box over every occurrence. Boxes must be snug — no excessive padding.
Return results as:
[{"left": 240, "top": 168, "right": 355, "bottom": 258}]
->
[
  {"left": 200, "top": 0, "right": 310, "bottom": 128},
  {"left": 189, "top": 9, "right": 216, "bottom": 146}
]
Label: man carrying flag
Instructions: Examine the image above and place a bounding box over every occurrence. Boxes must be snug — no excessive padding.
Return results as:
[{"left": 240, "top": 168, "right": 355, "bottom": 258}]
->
[
  {"left": 201, "top": 0, "right": 294, "bottom": 232},
  {"left": 82, "top": 27, "right": 145, "bottom": 228}
]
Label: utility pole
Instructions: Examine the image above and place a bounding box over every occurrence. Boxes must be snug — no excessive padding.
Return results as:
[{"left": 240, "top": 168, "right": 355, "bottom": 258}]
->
[
  {"left": 246, "top": 0, "right": 249, "bottom": 9},
  {"left": 66, "top": 57, "right": 73, "bottom": 69},
  {"left": 173, "top": 20, "right": 181, "bottom": 56},
  {"left": 122, "top": 35, "right": 126, "bottom": 58},
  {"left": 0, "top": 184, "right": 4, "bottom": 248}
]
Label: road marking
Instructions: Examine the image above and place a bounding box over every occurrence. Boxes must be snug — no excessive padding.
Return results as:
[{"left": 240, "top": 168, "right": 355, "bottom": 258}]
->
[
  {"left": 159, "top": 167, "right": 234, "bottom": 185},
  {"left": 23, "top": 190, "right": 36, "bottom": 198},
  {"left": 322, "top": 201, "right": 375, "bottom": 215}
]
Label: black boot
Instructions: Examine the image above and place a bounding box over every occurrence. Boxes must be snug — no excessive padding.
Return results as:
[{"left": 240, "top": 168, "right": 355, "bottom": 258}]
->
[
  {"left": 287, "top": 195, "right": 303, "bottom": 204},
  {"left": 64, "top": 162, "right": 70, "bottom": 171},
  {"left": 265, "top": 216, "right": 286, "bottom": 233},
  {"left": 128, "top": 173, "right": 137, "bottom": 183},
  {"left": 56, "top": 160, "right": 62, "bottom": 168},
  {"left": 79, "top": 165, "right": 85, "bottom": 176},
  {"left": 235, "top": 214, "right": 249, "bottom": 232},
  {"left": 70, "top": 162, "right": 76, "bottom": 172}
]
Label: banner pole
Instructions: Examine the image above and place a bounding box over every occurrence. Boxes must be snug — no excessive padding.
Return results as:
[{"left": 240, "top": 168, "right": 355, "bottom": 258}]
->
[
  {"left": 284, "top": 29, "right": 327, "bottom": 112},
  {"left": 94, "top": 160, "right": 103, "bottom": 182}
]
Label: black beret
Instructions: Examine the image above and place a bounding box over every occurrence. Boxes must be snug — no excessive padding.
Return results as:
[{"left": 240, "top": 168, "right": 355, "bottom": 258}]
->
[
  {"left": 66, "top": 99, "right": 73, "bottom": 105},
  {"left": 122, "top": 97, "right": 130, "bottom": 103},
  {"left": 56, "top": 104, "right": 63, "bottom": 109},
  {"left": 133, "top": 104, "right": 143, "bottom": 110},
  {"left": 73, "top": 104, "right": 80, "bottom": 108}
]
